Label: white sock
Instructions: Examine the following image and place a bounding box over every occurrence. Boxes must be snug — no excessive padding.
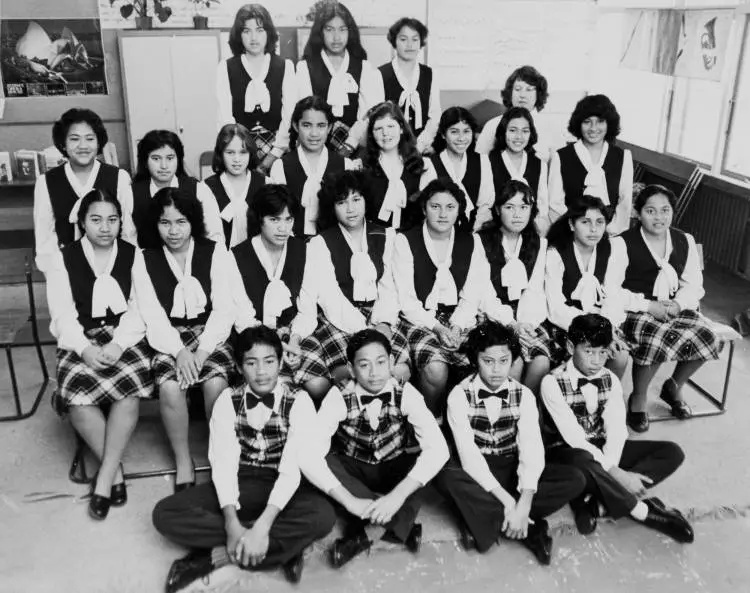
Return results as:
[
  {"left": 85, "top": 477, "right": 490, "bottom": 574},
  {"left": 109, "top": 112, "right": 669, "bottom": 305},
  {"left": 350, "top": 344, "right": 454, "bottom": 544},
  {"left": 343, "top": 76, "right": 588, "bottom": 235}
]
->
[{"left": 630, "top": 501, "right": 648, "bottom": 521}]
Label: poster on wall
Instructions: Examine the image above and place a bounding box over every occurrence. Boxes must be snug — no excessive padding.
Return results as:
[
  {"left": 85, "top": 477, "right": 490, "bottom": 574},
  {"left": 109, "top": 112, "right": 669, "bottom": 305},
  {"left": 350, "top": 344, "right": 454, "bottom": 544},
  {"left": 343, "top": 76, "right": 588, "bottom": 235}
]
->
[
  {"left": 0, "top": 19, "right": 108, "bottom": 98},
  {"left": 674, "top": 10, "right": 733, "bottom": 81},
  {"left": 620, "top": 10, "right": 682, "bottom": 76}
]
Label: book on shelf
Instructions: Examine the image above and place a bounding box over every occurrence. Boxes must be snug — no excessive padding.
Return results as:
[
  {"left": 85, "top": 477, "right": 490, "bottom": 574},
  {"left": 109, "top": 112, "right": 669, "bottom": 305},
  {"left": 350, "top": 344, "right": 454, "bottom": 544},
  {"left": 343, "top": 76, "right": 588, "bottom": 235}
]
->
[{"left": 14, "top": 150, "right": 41, "bottom": 182}]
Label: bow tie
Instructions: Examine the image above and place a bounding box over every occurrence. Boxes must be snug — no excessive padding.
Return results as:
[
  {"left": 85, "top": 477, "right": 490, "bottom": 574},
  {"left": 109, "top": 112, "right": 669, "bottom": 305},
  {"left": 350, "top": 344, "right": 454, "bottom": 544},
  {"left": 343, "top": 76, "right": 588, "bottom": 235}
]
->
[
  {"left": 577, "top": 377, "right": 602, "bottom": 390},
  {"left": 245, "top": 392, "right": 275, "bottom": 411},
  {"left": 478, "top": 388, "right": 508, "bottom": 400},
  {"left": 360, "top": 392, "right": 391, "bottom": 406}
]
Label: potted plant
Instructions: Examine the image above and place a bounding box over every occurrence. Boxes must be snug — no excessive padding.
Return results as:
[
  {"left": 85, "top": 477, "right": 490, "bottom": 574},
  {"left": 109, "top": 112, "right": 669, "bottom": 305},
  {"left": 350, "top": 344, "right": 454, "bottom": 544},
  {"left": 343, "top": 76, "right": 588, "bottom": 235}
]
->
[
  {"left": 110, "top": 0, "right": 173, "bottom": 30},
  {"left": 191, "top": 0, "right": 219, "bottom": 30}
]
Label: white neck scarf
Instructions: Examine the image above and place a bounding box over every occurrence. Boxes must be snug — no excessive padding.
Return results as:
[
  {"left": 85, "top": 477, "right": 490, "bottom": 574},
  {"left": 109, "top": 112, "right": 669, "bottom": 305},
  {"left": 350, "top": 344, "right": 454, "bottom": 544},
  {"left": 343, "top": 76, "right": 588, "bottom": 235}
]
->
[
  {"left": 439, "top": 151, "right": 474, "bottom": 218},
  {"left": 423, "top": 224, "right": 458, "bottom": 311},
  {"left": 377, "top": 154, "right": 407, "bottom": 228},
  {"left": 163, "top": 239, "right": 208, "bottom": 319},
  {"left": 252, "top": 235, "right": 292, "bottom": 328},
  {"left": 392, "top": 58, "right": 423, "bottom": 131},
  {"left": 500, "top": 234, "right": 528, "bottom": 301},
  {"left": 219, "top": 171, "right": 252, "bottom": 247},
  {"left": 66, "top": 161, "right": 102, "bottom": 237},
  {"left": 242, "top": 53, "right": 271, "bottom": 114},
  {"left": 574, "top": 140, "right": 610, "bottom": 205},
  {"left": 340, "top": 222, "right": 378, "bottom": 302},
  {"left": 501, "top": 150, "right": 530, "bottom": 185},
  {"left": 640, "top": 228, "right": 679, "bottom": 300},
  {"left": 321, "top": 50, "right": 358, "bottom": 118},
  {"left": 571, "top": 243, "right": 604, "bottom": 312},
  {"left": 81, "top": 236, "right": 128, "bottom": 318},
  {"left": 297, "top": 146, "right": 328, "bottom": 235}
]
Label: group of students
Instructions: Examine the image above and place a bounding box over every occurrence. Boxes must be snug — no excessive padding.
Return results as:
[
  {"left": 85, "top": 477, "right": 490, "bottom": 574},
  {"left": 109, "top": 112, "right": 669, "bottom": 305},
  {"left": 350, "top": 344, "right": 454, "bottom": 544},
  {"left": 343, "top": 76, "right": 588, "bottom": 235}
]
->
[{"left": 30, "top": 1, "right": 725, "bottom": 591}]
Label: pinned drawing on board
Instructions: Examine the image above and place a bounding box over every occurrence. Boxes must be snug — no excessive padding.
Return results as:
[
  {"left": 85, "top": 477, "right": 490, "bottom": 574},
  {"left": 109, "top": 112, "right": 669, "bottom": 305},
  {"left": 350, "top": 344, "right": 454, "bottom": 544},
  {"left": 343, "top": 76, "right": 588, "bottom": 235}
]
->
[
  {"left": 674, "top": 10, "right": 732, "bottom": 81},
  {"left": 0, "top": 19, "right": 108, "bottom": 97}
]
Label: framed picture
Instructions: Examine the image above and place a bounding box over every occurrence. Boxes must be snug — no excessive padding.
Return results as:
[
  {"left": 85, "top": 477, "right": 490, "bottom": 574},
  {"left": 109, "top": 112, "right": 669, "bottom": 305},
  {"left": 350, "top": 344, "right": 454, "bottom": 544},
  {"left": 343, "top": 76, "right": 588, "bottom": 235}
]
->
[
  {"left": 14, "top": 150, "right": 40, "bottom": 182},
  {"left": 0, "top": 151, "right": 11, "bottom": 182}
]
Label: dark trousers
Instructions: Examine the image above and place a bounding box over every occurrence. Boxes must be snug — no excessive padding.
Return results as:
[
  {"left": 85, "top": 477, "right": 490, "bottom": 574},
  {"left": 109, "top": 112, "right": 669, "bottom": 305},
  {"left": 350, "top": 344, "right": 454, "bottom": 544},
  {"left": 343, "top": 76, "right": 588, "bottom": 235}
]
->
[
  {"left": 434, "top": 455, "right": 586, "bottom": 553},
  {"left": 152, "top": 466, "right": 336, "bottom": 568},
  {"left": 547, "top": 439, "right": 685, "bottom": 519},
  {"left": 327, "top": 452, "right": 423, "bottom": 542}
]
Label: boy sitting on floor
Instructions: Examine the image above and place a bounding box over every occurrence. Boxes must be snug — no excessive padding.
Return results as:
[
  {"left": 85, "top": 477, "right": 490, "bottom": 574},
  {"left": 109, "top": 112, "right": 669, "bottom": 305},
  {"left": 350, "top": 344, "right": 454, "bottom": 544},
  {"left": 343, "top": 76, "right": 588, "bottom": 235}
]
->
[
  {"left": 300, "top": 328, "right": 449, "bottom": 568},
  {"left": 152, "top": 326, "right": 336, "bottom": 592},
  {"left": 540, "top": 313, "right": 694, "bottom": 542},
  {"left": 435, "top": 320, "right": 586, "bottom": 565}
]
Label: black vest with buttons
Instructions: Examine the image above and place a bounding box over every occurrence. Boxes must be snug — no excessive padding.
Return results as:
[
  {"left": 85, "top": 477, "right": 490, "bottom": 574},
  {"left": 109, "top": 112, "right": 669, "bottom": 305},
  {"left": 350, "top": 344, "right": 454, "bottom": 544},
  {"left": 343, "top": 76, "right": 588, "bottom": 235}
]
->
[
  {"left": 557, "top": 143, "right": 624, "bottom": 210},
  {"left": 226, "top": 54, "right": 285, "bottom": 132},
  {"left": 306, "top": 55, "right": 363, "bottom": 127},
  {"left": 488, "top": 150, "right": 542, "bottom": 200},
  {"left": 557, "top": 238, "right": 611, "bottom": 309},
  {"left": 378, "top": 62, "right": 432, "bottom": 137},
  {"left": 619, "top": 226, "right": 689, "bottom": 300},
  {"left": 203, "top": 173, "right": 266, "bottom": 249}
]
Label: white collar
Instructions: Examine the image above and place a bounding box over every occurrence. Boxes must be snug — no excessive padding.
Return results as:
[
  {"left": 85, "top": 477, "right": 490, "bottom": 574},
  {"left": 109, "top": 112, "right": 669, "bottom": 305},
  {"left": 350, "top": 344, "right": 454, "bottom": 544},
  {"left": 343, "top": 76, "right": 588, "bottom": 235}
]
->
[
  {"left": 439, "top": 150, "right": 466, "bottom": 182},
  {"left": 240, "top": 52, "right": 271, "bottom": 80},
  {"left": 639, "top": 226, "right": 672, "bottom": 263},
  {"left": 339, "top": 221, "right": 368, "bottom": 254},
  {"left": 573, "top": 242, "right": 597, "bottom": 275},
  {"left": 243, "top": 380, "right": 284, "bottom": 414},
  {"left": 80, "top": 235, "right": 117, "bottom": 276},
  {"left": 573, "top": 139, "right": 609, "bottom": 170},
  {"left": 296, "top": 144, "right": 329, "bottom": 178},
  {"left": 353, "top": 378, "right": 396, "bottom": 405},
  {"left": 251, "top": 235, "right": 287, "bottom": 280},
  {"left": 501, "top": 149, "right": 528, "bottom": 179},
  {"left": 220, "top": 170, "right": 252, "bottom": 203},
  {"left": 502, "top": 233, "right": 523, "bottom": 258},
  {"left": 391, "top": 56, "right": 420, "bottom": 91},
  {"left": 321, "top": 49, "right": 349, "bottom": 76},
  {"left": 150, "top": 176, "right": 179, "bottom": 197},
  {"left": 64, "top": 160, "right": 101, "bottom": 198},
  {"left": 470, "top": 374, "right": 510, "bottom": 397},
  {"left": 422, "top": 223, "right": 454, "bottom": 268},
  {"left": 162, "top": 237, "right": 194, "bottom": 279}
]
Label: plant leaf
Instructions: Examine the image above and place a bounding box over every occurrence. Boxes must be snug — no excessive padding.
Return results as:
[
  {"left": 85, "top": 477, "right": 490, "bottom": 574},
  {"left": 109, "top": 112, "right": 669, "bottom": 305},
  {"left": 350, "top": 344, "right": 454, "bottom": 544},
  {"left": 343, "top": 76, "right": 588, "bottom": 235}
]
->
[
  {"left": 156, "top": 6, "right": 173, "bottom": 22},
  {"left": 120, "top": 5, "right": 134, "bottom": 19}
]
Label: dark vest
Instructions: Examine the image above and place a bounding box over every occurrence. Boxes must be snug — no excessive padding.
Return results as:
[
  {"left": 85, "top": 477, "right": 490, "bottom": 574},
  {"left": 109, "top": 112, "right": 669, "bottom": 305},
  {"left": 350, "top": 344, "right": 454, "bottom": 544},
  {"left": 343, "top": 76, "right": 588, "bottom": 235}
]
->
[
  {"left": 321, "top": 223, "right": 387, "bottom": 303},
  {"left": 558, "top": 238, "right": 611, "bottom": 309},
  {"left": 363, "top": 164, "right": 423, "bottom": 231},
  {"left": 489, "top": 150, "right": 542, "bottom": 200},
  {"left": 231, "top": 237, "right": 306, "bottom": 328},
  {"left": 46, "top": 164, "right": 119, "bottom": 248},
  {"left": 620, "top": 227, "right": 689, "bottom": 300},
  {"left": 203, "top": 173, "right": 266, "bottom": 248},
  {"left": 132, "top": 176, "right": 199, "bottom": 246},
  {"left": 431, "top": 151, "right": 482, "bottom": 227},
  {"left": 557, "top": 143, "right": 624, "bottom": 210},
  {"left": 142, "top": 240, "right": 215, "bottom": 326},
  {"left": 281, "top": 149, "right": 345, "bottom": 237},
  {"left": 62, "top": 239, "right": 135, "bottom": 331},
  {"left": 226, "top": 54, "right": 285, "bottom": 132},
  {"left": 404, "top": 226, "right": 474, "bottom": 304},
  {"left": 307, "top": 55, "right": 364, "bottom": 127},
  {"left": 378, "top": 62, "right": 432, "bottom": 137},
  {"left": 479, "top": 230, "right": 540, "bottom": 307}
]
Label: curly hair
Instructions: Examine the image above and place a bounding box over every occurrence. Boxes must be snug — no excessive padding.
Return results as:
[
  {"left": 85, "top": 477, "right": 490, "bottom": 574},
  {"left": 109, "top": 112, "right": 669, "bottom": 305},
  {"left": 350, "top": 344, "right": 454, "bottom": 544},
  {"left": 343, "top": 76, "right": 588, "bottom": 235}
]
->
[
  {"left": 416, "top": 177, "right": 469, "bottom": 232},
  {"left": 302, "top": 1, "right": 367, "bottom": 61},
  {"left": 492, "top": 106, "right": 539, "bottom": 153},
  {"left": 568, "top": 313, "right": 613, "bottom": 349},
  {"left": 501, "top": 66, "right": 549, "bottom": 112},
  {"left": 228, "top": 4, "right": 279, "bottom": 56},
  {"left": 316, "top": 169, "right": 374, "bottom": 231},
  {"left": 141, "top": 187, "right": 207, "bottom": 249},
  {"left": 247, "top": 184, "right": 300, "bottom": 236},
  {"left": 52, "top": 108, "right": 108, "bottom": 157},
  {"left": 489, "top": 179, "right": 538, "bottom": 231},
  {"left": 432, "top": 106, "right": 478, "bottom": 155},
  {"left": 546, "top": 195, "right": 612, "bottom": 250},
  {"left": 567, "top": 94, "right": 621, "bottom": 142},
  {"left": 288, "top": 95, "right": 334, "bottom": 150},
  {"left": 212, "top": 123, "right": 256, "bottom": 173},
  {"left": 460, "top": 320, "right": 521, "bottom": 367},
  {"left": 387, "top": 17, "right": 428, "bottom": 48},
  {"left": 634, "top": 183, "right": 676, "bottom": 213},
  {"left": 76, "top": 188, "right": 122, "bottom": 237},
  {"left": 363, "top": 101, "right": 425, "bottom": 176},
  {"left": 133, "top": 130, "right": 187, "bottom": 183}
]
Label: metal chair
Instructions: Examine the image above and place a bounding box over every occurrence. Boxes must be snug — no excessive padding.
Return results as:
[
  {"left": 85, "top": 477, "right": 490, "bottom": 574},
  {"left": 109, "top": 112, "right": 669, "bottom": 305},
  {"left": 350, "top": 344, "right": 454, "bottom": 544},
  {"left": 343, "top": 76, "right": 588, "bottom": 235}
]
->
[{"left": 0, "top": 258, "right": 53, "bottom": 422}]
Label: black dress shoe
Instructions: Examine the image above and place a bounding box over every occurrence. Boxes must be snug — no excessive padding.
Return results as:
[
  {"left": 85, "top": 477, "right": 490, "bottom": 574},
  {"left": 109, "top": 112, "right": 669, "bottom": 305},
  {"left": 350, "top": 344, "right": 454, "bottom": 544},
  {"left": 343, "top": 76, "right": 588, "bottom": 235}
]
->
[
  {"left": 570, "top": 495, "right": 599, "bottom": 535},
  {"left": 404, "top": 523, "right": 422, "bottom": 554},
  {"left": 110, "top": 482, "right": 127, "bottom": 507},
  {"left": 458, "top": 520, "right": 476, "bottom": 551},
  {"left": 330, "top": 527, "right": 371, "bottom": 568},
  {"left": 627, "top": 399, "right": 650, "bottom": 433},
  {"left": 282, "top": 551, "right": 304, "bottom": 584},
  {"left": 659, "top": 383, "right": 693, "bottom": 419},
  {"left": 641, "top": 498, "right": 694, "bottom": 543},
  {"left": 522, "top": 519, "right": 552, "bottom": 566},
  {"left": 88, "top": 494, "right": 111, "bottom": 520},
  {"left": 166, "top": 551, "right": 213, "bottom": 593}
]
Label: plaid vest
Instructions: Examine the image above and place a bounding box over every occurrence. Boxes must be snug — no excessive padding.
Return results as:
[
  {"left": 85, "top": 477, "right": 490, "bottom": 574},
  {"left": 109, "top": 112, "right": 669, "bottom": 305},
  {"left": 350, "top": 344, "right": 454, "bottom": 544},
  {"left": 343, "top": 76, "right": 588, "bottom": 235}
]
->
[
  {"left": 333, "top": 383, "right": 408, "bottom": 465},
  {"left": 548, "top": 366, "right": 611, "bottom": 447},
  {"left": 230, "top": 383, "right": 298, "bottom": 469},
  {"left": 203, "top": 173, "right": 266, "bottom": 249},
  {"left": 227, "top": 54, "right": 285, "bottom": 133},
  {"left": 463, "top": 377, "right": 524, "bottom": 457},
  {"left": 620, "top": 227, "right": 689, "bottom": 300}
]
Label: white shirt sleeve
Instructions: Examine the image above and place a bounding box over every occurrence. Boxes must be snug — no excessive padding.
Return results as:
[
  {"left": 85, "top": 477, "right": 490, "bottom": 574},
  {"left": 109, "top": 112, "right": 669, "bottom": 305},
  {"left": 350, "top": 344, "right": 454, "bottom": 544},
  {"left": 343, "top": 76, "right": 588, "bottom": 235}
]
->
[
  {"left": 268, "top": 158, "right": 287, "bottom": 185},
  {"left": 516, "top": 387, "right": 545, "bottom": 492},
  {"left": 544, "top": 247, "right": 582, "bottom": 332},
  {"left": 601, "top": 375, "right": 628, "bottom": 471},
  {"left": 535, "top": 159, "right": 550, "bottom": 235},
  {"left": 33, "top": 174, "right": 59, "bottom": 276},
  {"left": 475, "top": 116, "right": 502, "bottom": 155},
  {"left": 599, "top": 242, "right": 628, "bottom": 327},
  {"left": 208, "top": 388, "right": 243, "bottom": 509},
  {"left": 46, "top": 251, "right": 90, "bottom": 356},
  {"left": 117, "top": 170, "right": 137, "bottom": 247},
  {"left": 547, "top": 151, "right": 566, "bottom": 225},
  {"left": 472, "top": 154, "right": 495, "bottom": 232},
  {"left": 197, "top": 246, "right": 235, "bottom": 354},
  {"left": 295, "top": 60, "right": 313, "bottom": 103},
  {"left": 227, "top": 249, "right": 260, "bottom": 333},
  {"left": 392, "top": 232, "right": 438, "bottom": 329},
  {"left": 451, "top": 235, "right": 487, "bottom": 329},
  {"left": 369, "top": 228, "right": 400, "bottom": 327},
  {"left": 415, "top": 70, "right": 441, "bottom": 154},
  {"left": 111, "top": 291, "right": 148, "bottom": 351},
  {"left": 271, "top": 60, "right": 297, "bottom": 157},
  {"left": 345, "top": 60, "right": 385, "bottom": 148},
  {"left": 419, "top": 159, "right": 438, "bottom": 189},
  {"left": 290, "top": 246, "right": 320, "bottom": 338},
  {"left": 674, "top": 233, "right": 705, "bottom": 311},
  {"left": 609, "top": 149, "right": 633, "bottom": 236},
  {"left": 516, "top": 238, "right": 548, "bottom": 326},
  {"left": 608, "top": 236, "right": 649, "bottom": 313},
  {"left": 401, "top": 383, "right": 449, "bottom": 485},
  {"left": 216, "top": 59, "right": 235, "bottom": 130},
  {"left": 197, "top": 182, "right": 225, "bottom": 244}
]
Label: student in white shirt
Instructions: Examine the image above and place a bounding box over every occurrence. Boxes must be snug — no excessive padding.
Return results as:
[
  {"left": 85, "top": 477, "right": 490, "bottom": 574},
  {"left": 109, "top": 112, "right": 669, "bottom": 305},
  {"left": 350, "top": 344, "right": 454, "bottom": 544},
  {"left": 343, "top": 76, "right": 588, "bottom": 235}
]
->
[
  {"left": 34, "top": 108, "right": 135, "bottom": 275},
  {"left": 153, "top": 326, "right": 335, "bottom": 592},
  {"left": 541, "top": 313, "right": 693, "bottom": 543},
  {"left": 379, "top": 17, "right": 441, "bottom": 154},
  {"left": 133, "top": 188, "right": 235, "bottom": 492},
  {"left": 430, "top": 106, "right": 494, "bottom": 231},
  {"left": 435, "top": 321, "right": 585, "bottom": 564},
  {"left": 299, "top": 329, "right": 448, "bottom": 569},
  {"left": 295, "top": 1, "right": 384, "bottom": 157},
  {"left": 548, "top": 94, "right": 634, "bottom": 235},
  {"left": 216, "top": 4, "right": 297, "bottom": 174},
  {"left": 203, "top": 123, "right": 268, "bottom": 249},
  {"left": 130, "top": 130, "right": 223, "bottom": 247},
  {"left": 297, "top": 170, "right": 410, "bottom": 401},
  {"left": 47, "top": 189, "right": 152, "bottom": 521}
]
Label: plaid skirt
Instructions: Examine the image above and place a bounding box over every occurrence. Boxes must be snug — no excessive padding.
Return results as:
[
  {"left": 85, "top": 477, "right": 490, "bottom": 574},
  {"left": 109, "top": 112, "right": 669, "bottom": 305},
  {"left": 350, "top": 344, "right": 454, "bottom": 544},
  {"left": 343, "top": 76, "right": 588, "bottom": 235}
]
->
[
  {"left": 621, "top": 309, "right": 723, "bottom": 366},
  {"left": 327, "top": 121, "right": 352, "bottom": 157},
  {"left": 52, "top": 326, "right": 155, "bottom": 416},
  {"left": 248, "top": 125, "right": 276, "bottom": 165},
  {"left": 543, "top": 320, "right": 634, "bottom": 368},
  {"left": 296, "top": 304, "right": 410, "bottom": 383},
  {"left": 152, "top": 324, "right": 236, "bottom": 386},
  {"left": 518, "top": 324, "right": 557, "bottom": 364},
  {"left": 398, "top": 313, "right": 470, "bottom": 371}
]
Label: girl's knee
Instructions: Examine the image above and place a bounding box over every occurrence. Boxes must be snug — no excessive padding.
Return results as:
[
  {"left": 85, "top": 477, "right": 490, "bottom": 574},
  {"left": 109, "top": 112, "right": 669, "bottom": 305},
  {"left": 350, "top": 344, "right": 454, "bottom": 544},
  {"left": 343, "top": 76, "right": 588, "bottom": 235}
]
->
[
  {"left": 421, "top": 361, "right": 449, "bottom": 388},
  {"left": 304, "top": 377, "right": 332, "bottom": 401}
]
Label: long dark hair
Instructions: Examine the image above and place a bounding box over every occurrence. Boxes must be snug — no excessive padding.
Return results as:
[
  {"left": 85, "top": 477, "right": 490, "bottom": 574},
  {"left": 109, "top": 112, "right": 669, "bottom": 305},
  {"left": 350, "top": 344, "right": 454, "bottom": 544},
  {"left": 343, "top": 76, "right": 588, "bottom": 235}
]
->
[
  {"left": 302, "top": 1, "right": 367, "bottom": 61},
  {"left": 228, "top": 4, "right": 279, "bottom": 55},
  {"left": 288, "top": 95, "right": 334, "bottom": 150},
  {"left": 492, "top": 106, "right": 538, "bottom": 153},
  {"left": 363, "top": 101, "right": 425, "bottom": 176},
  {"left": 546, "top": 195, "right": 612, "bottom": 251},
  {"left": 76, "top": 188, "right": 122, "bottom": 238},
  {"left": 432, "top": 106, "right": 478, "bottom": 155},
  {"left": 212, "top": 123, "right": 256, "bottom": 173},
  {"left": 247, "top": 184, "right": 300, "bottom": 236},
  {"left": 134, "top": 130, "right": 187, "bottom": 183},
  {"left": 141, "top": 187, "right": 207, "bottom": 249}
]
